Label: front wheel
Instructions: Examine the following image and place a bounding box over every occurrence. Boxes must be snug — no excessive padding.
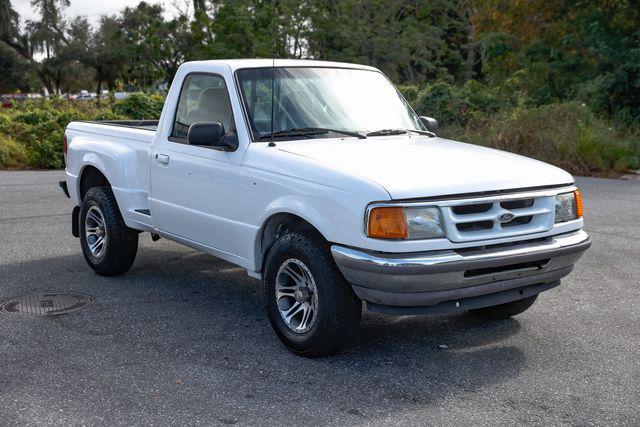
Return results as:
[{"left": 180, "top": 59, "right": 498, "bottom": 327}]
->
[
  {"left": 264, "top": 231, "right": 361, "bottom": 357},
  {"left": 80, "top": 186, "right": 138, "bottom": 276}
]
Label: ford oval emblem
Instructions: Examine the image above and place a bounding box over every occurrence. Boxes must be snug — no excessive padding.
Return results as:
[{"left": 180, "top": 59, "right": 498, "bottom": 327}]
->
[{"left": 498, "top": 211, "right": 515, "bottom": 223}]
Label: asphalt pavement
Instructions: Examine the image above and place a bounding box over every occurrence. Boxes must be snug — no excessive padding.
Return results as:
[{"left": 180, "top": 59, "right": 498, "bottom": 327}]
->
[{"left": 0, "top": 170, "right": 638, "bottom": 426}]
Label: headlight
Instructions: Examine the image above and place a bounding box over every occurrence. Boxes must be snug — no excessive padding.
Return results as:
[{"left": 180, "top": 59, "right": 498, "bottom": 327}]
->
[
  {"left": 404, "top": 206, "right": 445, "bottom": 239},
  {"left": 367, "top": 206, "right": 445, "bottom": 239},
  {"left": 555, "top": 190, "right": 583, "bottom": 223}
]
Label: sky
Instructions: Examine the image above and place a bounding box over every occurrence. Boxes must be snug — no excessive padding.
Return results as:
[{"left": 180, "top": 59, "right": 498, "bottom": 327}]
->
[{"left": 12, "top": 0, "right": 183, "bottom": 27}]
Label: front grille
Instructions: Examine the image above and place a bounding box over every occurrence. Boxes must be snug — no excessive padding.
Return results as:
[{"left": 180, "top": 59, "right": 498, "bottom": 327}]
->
[
  {"left": 500, "top": 199, "right": 534, "bottom": 210},
  {"left": 439, "top": 193, "right": 556, "bottom": 242},
  {"left": 457, "top": 220, "right": 493, "bottom": 232},
  {"left": 501, "top": 215, "right": 533, "bottom": 227},
  {"left": 453, "top": 203, "right": 492, "bottom": 215}
]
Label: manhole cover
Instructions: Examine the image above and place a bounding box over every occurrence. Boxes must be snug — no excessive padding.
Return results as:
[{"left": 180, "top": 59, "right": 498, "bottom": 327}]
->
[{"left": 0, "top": 294, "right": 93, "bottom": 316}]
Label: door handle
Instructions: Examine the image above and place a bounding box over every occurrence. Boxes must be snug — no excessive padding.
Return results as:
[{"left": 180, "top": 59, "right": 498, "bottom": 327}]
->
[{"left": 155, "top": 154, "right": 169, "bottom": 165}]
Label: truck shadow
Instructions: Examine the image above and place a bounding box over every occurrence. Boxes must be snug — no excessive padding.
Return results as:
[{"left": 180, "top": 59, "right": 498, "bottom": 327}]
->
[{"left": 1, "top": 243, "right": 528, "bottom": 424}]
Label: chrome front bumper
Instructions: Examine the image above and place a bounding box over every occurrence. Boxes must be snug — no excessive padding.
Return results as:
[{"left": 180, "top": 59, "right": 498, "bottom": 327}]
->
[{"left": 331, "top": 230, "right": 591, "bottom": 311}]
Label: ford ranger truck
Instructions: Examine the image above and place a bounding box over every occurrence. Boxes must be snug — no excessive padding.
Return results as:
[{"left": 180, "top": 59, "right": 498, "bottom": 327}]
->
[{"left": 60, "top": 59, "right": 591, "bottom": 356}]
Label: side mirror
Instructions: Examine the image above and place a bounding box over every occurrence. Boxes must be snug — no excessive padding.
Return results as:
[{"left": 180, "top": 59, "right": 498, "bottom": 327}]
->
[
  {"left": 419, "top": 116, "right": 438, "bottom": 134},
  {"left": 187, "top": 122, "right": 238, "bottom": 151}
]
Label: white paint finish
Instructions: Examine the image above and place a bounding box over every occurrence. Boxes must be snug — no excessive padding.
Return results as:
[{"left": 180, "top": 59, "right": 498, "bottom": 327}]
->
[
  {"left": 274, "top": 136, "right": 574, "bottom": 200},
  {"left": 64, "top": 125, "right": 155, "bottom": 231},
  {"left": 149, "top": 62, "right": 252, "bottom": 260},
  {"left": 237, "top": 142, "right": 390, "bottom": 266},
  {"left": 149, "top": 147, "right": 247, "bottom": 260},
  {"left": 64, "top": 59, "right": 584, "bottom": 275},
  {"left": 188, "top": 58, "right": 379, "bottom": 73}
]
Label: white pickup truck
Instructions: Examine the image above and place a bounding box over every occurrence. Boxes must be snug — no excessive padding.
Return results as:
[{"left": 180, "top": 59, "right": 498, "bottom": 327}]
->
[{"left": 61, "top": 59, "right": 591, "bottom": 356}]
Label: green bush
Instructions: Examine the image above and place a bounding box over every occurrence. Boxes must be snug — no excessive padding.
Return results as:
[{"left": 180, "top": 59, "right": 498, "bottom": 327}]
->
[
  {"left": 405, "top": 81, "right": 640, "bottom": 175},
  {"left": 396, "top": 85, "right": 421, "bottom": 106},
  {"left": 442, "top": 102, "right": 640, "bottom": 176},
  {"left": 613, "top": 156, "right": 640, "bottom": 173},
  {"left": 415, "top": 81, "right": 464, "bottom": 126},
  {"left": 414, "top": 80, "right": 502, "bottom": 128},
  {"left": 0, "top": 135, "right": 28, "bottom": 169},
  {"left": 112, "top": 93, "right": 165, "bottom": 119},
  {"left": 0, "top": 94, "right": 164, "bottom": 169}
]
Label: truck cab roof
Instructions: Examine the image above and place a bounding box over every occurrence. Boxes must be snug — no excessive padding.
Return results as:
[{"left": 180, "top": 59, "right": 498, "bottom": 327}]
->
[{"left": 179, "top": 58, "right": 380, "bottom": 73}]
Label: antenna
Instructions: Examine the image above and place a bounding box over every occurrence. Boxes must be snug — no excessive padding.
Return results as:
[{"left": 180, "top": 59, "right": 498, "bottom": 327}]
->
[{"left": 269, "top": 57, "right": 276, "bottom": 147}]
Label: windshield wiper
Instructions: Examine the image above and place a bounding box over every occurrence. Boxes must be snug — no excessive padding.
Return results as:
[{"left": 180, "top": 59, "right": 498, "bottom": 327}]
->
[
  {"left": 259, "top": 127, "right": 367, "bottom": 140},
  {"left": 366, "top": 128, "right": 435, "bottom": 137}
]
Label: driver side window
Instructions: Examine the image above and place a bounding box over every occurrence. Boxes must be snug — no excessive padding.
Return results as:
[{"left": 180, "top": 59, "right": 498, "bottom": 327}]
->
[{"left": 171, "top": 74, "right": 234, "bottom": 141}]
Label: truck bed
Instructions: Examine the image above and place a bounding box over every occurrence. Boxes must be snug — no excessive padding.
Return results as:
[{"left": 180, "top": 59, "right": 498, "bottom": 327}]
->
[{"left": 64, "top": 119, "right": 157, "bottom": 232}]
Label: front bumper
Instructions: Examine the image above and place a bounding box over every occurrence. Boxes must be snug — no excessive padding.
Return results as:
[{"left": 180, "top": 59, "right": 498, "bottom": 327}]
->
[{"left": 331, "top": 230, "right": 591, "bottom": 313}]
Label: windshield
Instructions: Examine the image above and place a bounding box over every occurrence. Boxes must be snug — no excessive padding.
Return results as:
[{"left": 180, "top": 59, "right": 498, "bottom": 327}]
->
[{"left": 236, "top": 67, "right": 425, "bottom": 140}]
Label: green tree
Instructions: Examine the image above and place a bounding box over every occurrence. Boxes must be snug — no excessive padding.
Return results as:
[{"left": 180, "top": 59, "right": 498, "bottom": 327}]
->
[
  {"left": 119, "top": 1, "right": 187, "bottom": 89},
  {"left": 0, "top": 0, "right": 72, "bottom": 93},
  {"left": 28, "top": 0, "right": 70, "bottom": 59},
  {"left": 0, "top": 43, "right": 38, "bottom": 92},
  {"left": 471, "top": 0, "right": 640, "bottom": 121},
  {"left": 53, "top": 16, "right": 95, "bottom": 94},
  {"left": 306, "top": 0, "right": 472, "bottom": 85},
  {"left": 89, "top": 15, "right": 128, "bottom": 93}
]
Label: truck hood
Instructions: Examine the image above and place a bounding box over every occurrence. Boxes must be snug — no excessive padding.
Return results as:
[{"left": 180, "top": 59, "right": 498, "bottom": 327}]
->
[{"left": 275, "top": 136, "right": 574, "bottom": 199}]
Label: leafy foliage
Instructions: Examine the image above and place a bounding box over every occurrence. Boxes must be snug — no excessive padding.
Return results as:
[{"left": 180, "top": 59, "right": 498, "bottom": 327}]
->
[
  {"left": 0, "top": 134, "right": 28, "bottom": 169},
  {"left": 431, "top": 101, "right": 640, "bottom": 176},
  {"left": 471, "top": 0, "right": 640, "bottom": 123},
  {"left": 112, "top": 93, "right": 165, "bottom": 120},
  {"left": 401, "top": 84, "right": 640, "bottom": 176},
  {"left": 0, "top": 95, "right": 162, "bottom": 169}
]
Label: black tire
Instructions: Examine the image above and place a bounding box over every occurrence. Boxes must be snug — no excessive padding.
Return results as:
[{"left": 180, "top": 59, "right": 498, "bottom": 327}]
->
[
  {"left": 469, "top": 294, "right": 538, "bottom": 320},
  {"left": 264, "top": 231, "right": 361, "bottom": 357},
  {"left": 79, "top": 186, "right": 138, "bottom": 276}
]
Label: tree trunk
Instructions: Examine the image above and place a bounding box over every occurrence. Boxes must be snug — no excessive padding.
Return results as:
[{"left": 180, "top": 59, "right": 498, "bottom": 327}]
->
[
  {"left": 36, "top": 70, "right": 55, "bottom": 95},
  {"left": 54, "top": 75, "right": 61, "bottom": 95}
]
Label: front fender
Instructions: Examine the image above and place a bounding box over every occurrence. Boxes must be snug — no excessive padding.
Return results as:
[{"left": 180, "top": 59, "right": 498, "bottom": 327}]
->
[{"left": 251, "top": 191, "right": 373, "bottom": 273}]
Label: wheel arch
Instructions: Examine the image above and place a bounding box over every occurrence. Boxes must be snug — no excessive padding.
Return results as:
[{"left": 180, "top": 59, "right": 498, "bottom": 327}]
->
[
  {"left": 255, "top": 212, "right": 327, "bottom": 274},
  {"left": 78, "top": 165, "right": 111, "bottom": 200}
]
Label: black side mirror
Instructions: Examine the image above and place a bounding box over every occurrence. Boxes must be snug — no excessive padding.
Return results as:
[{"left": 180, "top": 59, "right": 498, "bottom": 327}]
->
[
  {"left": 187, "top": 122, "right": 238, "bottom": 151},
  {"left": 419, "top": 116, "right": 438, "bottom": 134}
]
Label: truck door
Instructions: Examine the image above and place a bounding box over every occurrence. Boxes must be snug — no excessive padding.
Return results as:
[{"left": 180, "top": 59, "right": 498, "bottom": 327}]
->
[{"left": 149, "top": 71, "right": 246, "bottom": 260}]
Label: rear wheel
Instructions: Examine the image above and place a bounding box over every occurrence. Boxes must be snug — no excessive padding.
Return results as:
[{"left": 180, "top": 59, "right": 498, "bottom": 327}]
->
[
  {"left": 264, "top": 231, "right": 361, "bottom": 357},
  {"left": 469, "top": 295, "right": 538, "bottom": 319},
  {"left": 80, "top": 186, "right": 138, "bottom": 276}
]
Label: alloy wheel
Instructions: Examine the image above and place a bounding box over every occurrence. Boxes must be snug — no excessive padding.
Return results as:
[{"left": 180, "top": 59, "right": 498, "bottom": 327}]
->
[
  {"left": 85, "top": 205, "right": 108, "bottom": 258},
  {"left": 275, "top": 258, "right": 318, "bottom": 333}
]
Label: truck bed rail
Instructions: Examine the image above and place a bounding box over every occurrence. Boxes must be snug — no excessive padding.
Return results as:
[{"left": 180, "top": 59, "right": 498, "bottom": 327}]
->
[{"left": 85, "top": 120, "right": 159, "bottom": 131}]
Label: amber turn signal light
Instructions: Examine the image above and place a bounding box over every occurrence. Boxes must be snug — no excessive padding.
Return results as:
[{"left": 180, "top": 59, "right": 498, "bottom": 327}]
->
[
  {"left": 367, "top": 206, "right": 408, "bottom": 239},
  {"left": 574, "top": 190, "right": 583, "bottom": 218}
]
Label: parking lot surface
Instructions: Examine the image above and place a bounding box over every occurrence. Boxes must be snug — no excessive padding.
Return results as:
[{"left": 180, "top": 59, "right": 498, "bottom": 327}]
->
[{"left": 0, "top": 171, "right": 638, "bottom": 425}]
